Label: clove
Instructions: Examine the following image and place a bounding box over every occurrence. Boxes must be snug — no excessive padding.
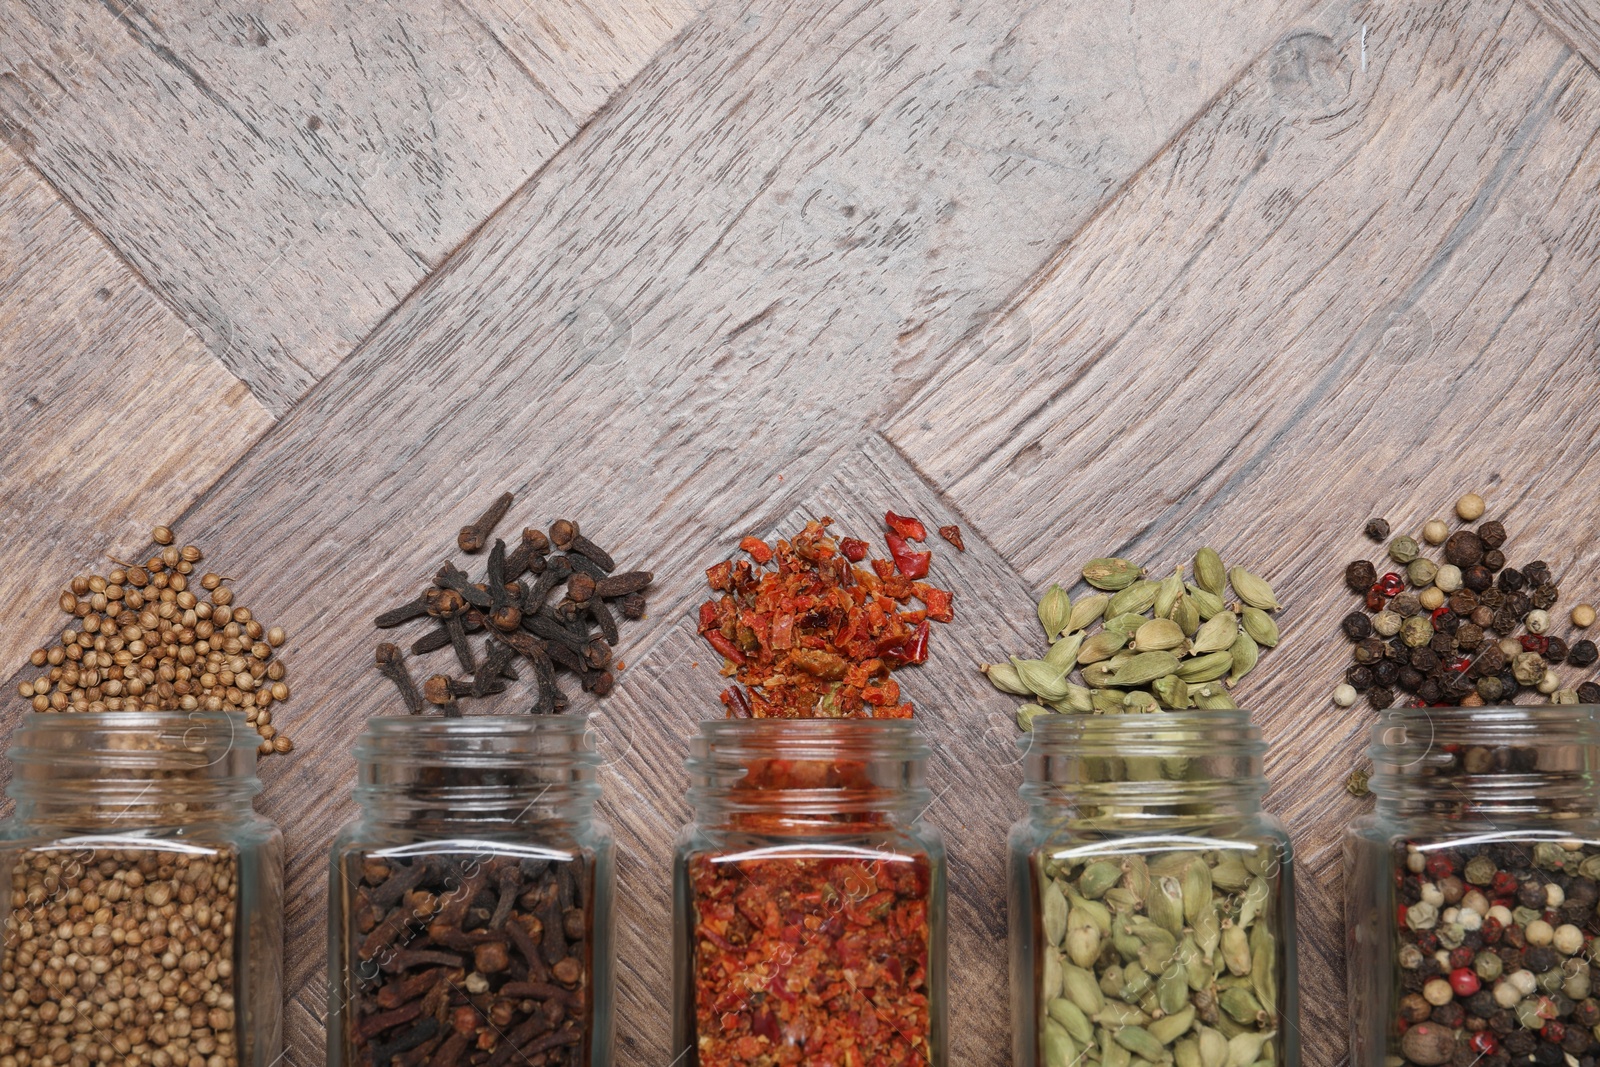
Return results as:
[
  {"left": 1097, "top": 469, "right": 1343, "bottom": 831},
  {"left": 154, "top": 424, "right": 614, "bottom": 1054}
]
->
[{"left": 458, "top": 491, "right": 514, "bottom": 553}]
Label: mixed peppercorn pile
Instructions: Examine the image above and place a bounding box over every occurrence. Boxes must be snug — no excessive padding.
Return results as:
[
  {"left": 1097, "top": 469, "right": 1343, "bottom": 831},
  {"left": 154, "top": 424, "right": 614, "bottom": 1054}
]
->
[{"left": 698, "top": 515, "right": 955, "bottom": 719}]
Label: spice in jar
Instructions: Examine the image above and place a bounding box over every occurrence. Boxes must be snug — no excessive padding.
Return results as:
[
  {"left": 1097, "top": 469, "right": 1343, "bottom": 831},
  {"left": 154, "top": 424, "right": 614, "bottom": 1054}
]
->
[
  {"left": 339, "top": 850, "right": 592, "bottom": 1066},
  {"left": 697, "top": 515, "right": 955, "bottom": 718},
  {"left": 984, "top": 548, "right": 1283, "bottom": 727},
  {"left": 0, "top": 846, "right": 240, "bottom": 1065},
  {"left": 1034, "top": 846, "right": 1283, "bottom": 1067},
  {"left": 18, "top": 527, "right": 292, "bottom": 755}
]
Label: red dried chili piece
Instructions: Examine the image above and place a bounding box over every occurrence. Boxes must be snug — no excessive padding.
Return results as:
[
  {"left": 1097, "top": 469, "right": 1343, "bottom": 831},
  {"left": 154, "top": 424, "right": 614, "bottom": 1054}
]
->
[
  {"left": 914, "top": 584, "right": 954, "bottom": 623},
  {"left": 705, "top": 632, "right": 746, "bottom": 666},
  {"left": 885, "top": 511, "right": 927, "bottom": 541},
  {"left": 738, "top": 536, "right": 774, "bottom": 564},
  {"left": 884, "top": 531, "right": 931, "bottom": 580},
  {"left": 839, "top": 537, "right": 869, "bottom": 562},
  {"left": 937, "top": 524, "right": 964, "bottom": 551}
]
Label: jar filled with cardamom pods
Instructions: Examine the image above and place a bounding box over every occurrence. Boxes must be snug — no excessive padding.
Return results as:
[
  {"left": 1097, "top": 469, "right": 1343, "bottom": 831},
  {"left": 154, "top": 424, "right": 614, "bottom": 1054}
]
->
[
  {"left": 0, "top": 710, "right": 284, "bottom": 1066},
  {"left": 1009, "top": 711, "right": 1299, "bottom": 1067},
  {"left": 326, "top": 716, "right": 614, "bottom": 1067},
  {"left": 1346, "top": 705, "right": 1600, "bottom": 1067}
]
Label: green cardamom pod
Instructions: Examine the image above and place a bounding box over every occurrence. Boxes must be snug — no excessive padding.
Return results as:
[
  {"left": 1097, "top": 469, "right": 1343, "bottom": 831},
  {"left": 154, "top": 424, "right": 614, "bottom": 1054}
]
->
[
  {"left": 1240, "top": 606, "right": 1280, "bottom": 648},
  {"left": 1099, "top": 999, "right": 1153, "bottom": 1028},
  {"left": 1068, "top": 891, "right": 1112, "bottom": 935},
  {"left": 1132, "top": 617, "right": 1187, "bottom": 652},
  {"left": 1154, "top": 566, "right": 1185, "bottom": 618},
  {"left": 1219, "top": 986, "right": 1265, "bottom": 1026},
  {"left": 1112, "top": 918, "right": 1142, "bottom": 962},
  {"left": 1061, "top": 963, "right": 1104, "bottom": 1015},
  {"left": 1082, "top": 662, "right": 1119, "bottom": 689},
  {"left": 1082, "top": 557, "right": 1144, "bottom": 591},
  {"left": 982, "top": 660, "right": 1030, "bottom": 695},
  {"left": 1175, "top": 1037, "right": 1204, "bottom": 1067},
  {"left": 1156, "top": 966, "right": 1190, "bottom": 1018},
  {"left": 1104, "top": 611, "right": 1151, "bottom": 637},
  {"left": 1041, "top": 947, "right": 1063, "bottom": 1000},
  {"left": 1064, "top": 911, "right": 1101, "bottom": 968},
  {"left": 1103, "top": 887, "right": 1140, "bottom": 913},
  {"left": 1016, "top": 703, "right": 1050, "bottom": 731},
  {"left": 1091, "top": 688, "right": 1128, "bottom": 712},
  {"left": 1107, "top": 579, "right": 1160, "bottom": 618},
  {"left": 1042, "top": 880, "right": 1068, "bottom": 946},
  {"left": 1078, "top": 860, "right": 1123, "bottom": 900},
  {"left": 1114, "top": 1026, "right": 1167, "bottom": 1062},
  {"left": 1182, "top": 858, "right": 1213, "bottom": 924},
  {"left": 1037, "top": 584, "right": 1071, "bottom": 642},
  {"left": 1149, "top": 875, "right": 1185, "bottom": 936},
  {"left": 1047, "top": 997, "right": 1095, "bottom": 1045},
  {"left": 1211, "top": 856, "right": 1251, "bottom": 893},
  {"left": 1047, "top": 684, "right": 1095, "bottom": 714},
  {"left": 1067, "top": 593, "right": 1111, "bottom": 633},
  {"left": 1012, "top": 657, "right": 1073, "bottom": 702},
  {"left": 1194, "top": 547, "right": 1226, "bottom": 595},
  {"left": 1191, "top": 683, "right": 1239, "bottom": 710},
  {"left": 1151, "top": 1002, "right": 1197, "bottom": 1045},
  {"left": 1101, "top": 1030, "right": 1133, "bottom": 1067},
  {"left": 1193, "top": 904, "right": 1221, "bottom": 964},
  {"left": 1109, "top": 651, "right": 1183, "bottom": 687},
  {"left": 1121, "top": 959, "right": 1153, "bottom": 999},
  {"left": 1228, "top": 566, "right": 1280, "bottom": 611},
  {"left": 1041, "top": 1019, "right": 1075, "bottom": 1067},
  {"left": 1221, "top": 925, "right": 1251, "bottom": 975},
  {"left": 1250, "top": 922, "right": 1277, "bottom": 1022},
  {"left": 1227, "top": 1031, "right": 1275, "bottom": 1067},
  {"left": 1173, "top": 592, "right": 1201, "bottom": 635},
  {"left": 1182, "top": 931, "right": 1211, "bottom": 991},
  {"left": 1152, "top": 674, "right": 1191, "bottom": 709},
  {"left": 1045, "top": 631, "right": 1084, "bottom": 670},
  {"left": 1186, "top": 584, "right": 1227, "bottom": 619},
  {"left": 1124, "top": 856, "right": 1151, "bottom": 905},
  {"left": 1078, "top": 630, "right": 1129, "bottom": 664},
  {"left": 1228, "top": 631, "right": 1260, "bottom": 684},
  {"left": 1176, "top": 651, "right": 1234, "bottom": 684},
  {"left": 1238, "top": 877, "right": 1270, "bottom": 931},
  {"left": 1197, "top": 1027, "right": 1231, "bottom": 1067},
  {"left": 1191, "top": 611, "right": 1239, "bottom": 655}
]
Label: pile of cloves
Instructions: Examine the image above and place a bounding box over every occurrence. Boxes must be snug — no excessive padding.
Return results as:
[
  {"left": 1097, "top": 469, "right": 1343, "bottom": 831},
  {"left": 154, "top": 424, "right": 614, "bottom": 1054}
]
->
[{"left": 373, "top": 493, "right": 651, "bottom": 716}]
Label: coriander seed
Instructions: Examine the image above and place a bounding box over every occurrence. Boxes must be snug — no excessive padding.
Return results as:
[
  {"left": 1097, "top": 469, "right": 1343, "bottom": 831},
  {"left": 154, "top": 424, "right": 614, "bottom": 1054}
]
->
[
  {"left": 1455, "top": 492, "right": 1486, "bottom": 520},
  {"left": 152, "top": 524, "right": 174, "bottom": 545}
]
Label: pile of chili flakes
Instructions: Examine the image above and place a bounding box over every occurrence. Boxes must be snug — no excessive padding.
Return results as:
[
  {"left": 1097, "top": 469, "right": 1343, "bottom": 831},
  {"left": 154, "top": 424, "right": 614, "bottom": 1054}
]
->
[{"left": 697, "top": 515, "right": 956, "bottom": 719}]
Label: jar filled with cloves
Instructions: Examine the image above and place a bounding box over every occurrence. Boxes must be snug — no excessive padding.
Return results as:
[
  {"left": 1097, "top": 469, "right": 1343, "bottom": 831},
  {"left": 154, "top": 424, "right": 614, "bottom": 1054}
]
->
[
  {"left": 1009, "top": 711, "right": 1299, "bottom": 1067},
  {"left": 1346, "top": 706, "right": 1600, "bottom": 1067},
  {"left": 672, "top": 719, "right": 948, "bottom": 1067},
  {"left": 326, "top": 717, "right": 613, "bottom": 1067},
  {"left": 0, "top": 710, "right": 285, "bottom": 1066}
]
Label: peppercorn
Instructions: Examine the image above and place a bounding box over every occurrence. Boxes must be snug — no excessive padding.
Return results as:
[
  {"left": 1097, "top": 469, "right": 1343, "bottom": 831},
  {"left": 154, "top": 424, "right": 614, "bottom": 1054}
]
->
[
  {"left": 1402, "top": 616, "right": 1435, "bottom": 648},
  {"left": 1445, "top": 531, "right": 1484, "bottom": 567},
  {"left": 1389, "top": 638, "right": 1412, "bottom": 664},
  {"left": 1368, "top": 685, "right": 1395, "bottom": 709},
  {"left": 1398, "top": 667, "right": 1424, "bottom": 692},
  {"left": 1578, "top": 682, "right": 1600, "bottom": 704},
  {"left": 1347, "top": 560, "right": 1379, "bottom": 594},
  {"left": 1569, "top": 640, "right": 1598, "bottom": 668},
  {"left": 1392, "top": 591, "right": 1423, "bottom": 617},
  {"left": 1390, "top": 536, "right": 1421, "bottom": 564},
  {"left": 1471, "top": 645, "right": 1505, "bottom": 678},
  {"left": 1418, "top": 678, "right": 1444, "bottom": 704},
  {"left": 1374, "top": 610, "right": 1403, "bottom": 637},
  {"left": 1481, "top": 548, "right": 1506, "bottom": 572},
  {"left": 1532, "top": 583, "right": 1559, "bottom": 610},
  {"left": 1429, "top": 631, "right": 1458, "bottom": 656},
  {"left": 1343, "top": 612, "right": 1374, "bottom": 640},
  {"left": 1346, "top": 665, "right": 1375, "bottom": 690},
  {"left": 1411, "top": 648, "right": 1441, "bottom": 673},
  {"left": 1366, "top": 517, "right": 1392, "bottom": 541},
  {"left": 1400, "top": 992, "right": 1434, "bottom": 1023},
  {"left": 1408, "top": 558, "right": 1439, "bottom": 587},
  {"left": 1374, "top": 659, "right": 1400, "bottom": 688},
  {"left": 1524, "top": 561, "right": 1553, "bottom": 586},
  {"left": 1497, "top": 567, "right": 1526, "bottom": 593},
  {"left": 1355, "top": 638, "right": 1388, "bottom": 664},
  {"left": 1457, "top": 493, "right": 1487, "bottom": 520},
  {"left": 1463, "top": 565, "right": 1493, "bottom": 592}
]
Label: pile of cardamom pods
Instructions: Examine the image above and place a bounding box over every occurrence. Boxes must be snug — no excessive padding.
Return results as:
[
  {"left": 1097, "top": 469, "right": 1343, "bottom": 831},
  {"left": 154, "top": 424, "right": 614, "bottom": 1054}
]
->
[
  {"left": 1037, "top": 848, "right": 1281, "bottom": 1067},
  {"left": 985, "top": 550, "right": 1283, "bottom": 729}
]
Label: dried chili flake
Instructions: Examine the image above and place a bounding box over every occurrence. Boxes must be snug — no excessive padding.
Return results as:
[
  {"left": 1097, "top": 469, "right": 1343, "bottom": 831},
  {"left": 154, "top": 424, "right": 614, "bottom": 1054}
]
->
[
  {"left": 698, "top": 518, "right": 954, "bottom": 718},
  {"left": 739, "top": 536, "right": 775, "bottom": 565},
  {"left": 689, "top": 852, "right": 933, "bottom": 1067},
  {"left": 885, "top": 511, "right": 928, "bottom": 542},
  {"left": 937, "top": 524, "right": 964, "bottom": 551}
]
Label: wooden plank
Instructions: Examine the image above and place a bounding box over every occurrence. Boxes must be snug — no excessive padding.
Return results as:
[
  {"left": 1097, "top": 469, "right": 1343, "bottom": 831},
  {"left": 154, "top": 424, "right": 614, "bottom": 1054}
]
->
[
  {"left": 1525, "top": 0, "right": 1600, "bottom": 71},
  {"left": 887, "top": 0, "right": 1600, "bottom": 1058},
  {"left": 0, "top": 0, "right": 697, "bottom": 414},
  {"left": 0, "top": 139, "right": 275, "bottom": 679}
]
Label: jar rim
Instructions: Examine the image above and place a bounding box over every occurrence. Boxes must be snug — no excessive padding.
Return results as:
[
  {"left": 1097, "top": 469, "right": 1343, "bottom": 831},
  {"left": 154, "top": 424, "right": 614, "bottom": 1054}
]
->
[
  {"left": 692, "top": 718, "right": 930, "bottom": 758},
  {"left": 1023, "top": 710, "right": 1265, "bottom": 756},
  {"left": 355, "top": 714, "right": 603, "bottom": 769}
]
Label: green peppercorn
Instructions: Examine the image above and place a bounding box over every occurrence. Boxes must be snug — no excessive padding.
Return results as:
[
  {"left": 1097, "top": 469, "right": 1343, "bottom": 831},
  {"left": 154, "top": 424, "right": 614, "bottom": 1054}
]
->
[{"left": 1388, "top": 536, "right": 1420, "bottom": 564}]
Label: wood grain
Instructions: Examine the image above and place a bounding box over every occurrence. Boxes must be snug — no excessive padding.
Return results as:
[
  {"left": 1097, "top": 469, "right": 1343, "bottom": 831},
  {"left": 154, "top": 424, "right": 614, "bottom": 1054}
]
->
[
  {"left": 0, "top": 0, "right": 695, "bottom": 413},
  {"left": 1526, "top": 0, "right": 1600, "bottom": 71},
  {"left": 0, "top": 138, "right": 274, "bottom": 677},
  {"left": 888, "top": 0, "right": 1600, "bottom": 1058}
]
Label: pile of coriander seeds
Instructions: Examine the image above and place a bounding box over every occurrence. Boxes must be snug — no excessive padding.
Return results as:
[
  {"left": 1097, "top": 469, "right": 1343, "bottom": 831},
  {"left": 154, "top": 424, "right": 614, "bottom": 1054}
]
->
[
  {"left": 17, "top": 526, "right": 293, "bottom": 756},
  {"left": 1335, "top": 494, "right": 1600, "bottom": 711}
]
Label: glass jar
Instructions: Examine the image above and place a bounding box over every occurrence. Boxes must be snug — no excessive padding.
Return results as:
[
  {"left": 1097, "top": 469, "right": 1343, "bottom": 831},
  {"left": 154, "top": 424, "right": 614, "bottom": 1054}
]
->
[
  {"left": 1346, "top": 705, "right": 1600, "bottom": 1067},
  {"left": 0, "top": 710, "right": 284, "bottom": 1066},
  {"left": 326, "top": 716, "right": 613, "bottom": 1067},
  {"left": 672, "top": 719, "right": 947, "bottom": 1066},
  {"left": 1009, "top": 711, "right": 1299, "bottom": 1067}
]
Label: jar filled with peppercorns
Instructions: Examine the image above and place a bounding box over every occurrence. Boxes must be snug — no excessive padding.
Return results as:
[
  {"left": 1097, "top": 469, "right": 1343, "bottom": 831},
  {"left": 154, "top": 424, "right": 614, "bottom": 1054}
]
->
[
  {"left": 1346, "top": 705, "right": 1600, "bottom": 1067},
  {"left": 326, "top": 717, "right": 614, "bottom": 1067},
  {"left": 0, "top": 710, "right": 284, "bottom": 1066},
  {"left": 1009, "top": 711, "right": 1300, "bottom": 1067},
  {"left": 672, "top": 719, "right": 947, "bottom": 1067}
]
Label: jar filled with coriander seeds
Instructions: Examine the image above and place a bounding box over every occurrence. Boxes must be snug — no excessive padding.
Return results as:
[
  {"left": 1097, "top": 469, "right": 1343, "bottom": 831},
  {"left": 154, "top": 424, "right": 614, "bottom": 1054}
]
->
[
  {"left": 1345, "top": 705, "right": 1600, "bottom": 1067},
  {"left": 326, "top": 716, "right": 614, "bottom": 1067},
  {"left": 0, "top": 711, "right": 284, "bottom": 1066},
  {"left": 1009, "top": 711, "right": 1299, "bottom": 1067}
]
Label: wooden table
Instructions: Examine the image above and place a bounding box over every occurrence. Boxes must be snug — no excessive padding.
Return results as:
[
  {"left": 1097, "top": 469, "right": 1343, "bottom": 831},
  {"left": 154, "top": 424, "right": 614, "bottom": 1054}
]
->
[{"left": 3, "top": 0, "right": 1599, "bottom": 1061}]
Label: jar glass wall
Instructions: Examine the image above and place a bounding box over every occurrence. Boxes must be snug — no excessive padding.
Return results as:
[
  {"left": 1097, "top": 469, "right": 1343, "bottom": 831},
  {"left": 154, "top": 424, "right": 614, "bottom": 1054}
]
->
[
  {"left": 0, "top": 710, "right": 283, "bottom": 1066},
  {"left": 1346, "top": 705, "right": 1600, "bottom": 1067},
  {"left": 326, "top": 717, "right": 613, "bottom": 1067},
  {"left": 1009, "top": 711, "right": 1299, "bottom": 1067},
  {"left": 672, "top": 719, "right": 946, "bottom": 1067}
]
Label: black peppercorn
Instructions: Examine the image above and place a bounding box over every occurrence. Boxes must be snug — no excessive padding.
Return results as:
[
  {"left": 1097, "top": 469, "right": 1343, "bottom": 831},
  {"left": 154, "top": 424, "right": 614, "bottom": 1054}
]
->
[
  {"left": 1365, "top": 517, "right": 1391, "bottom": 541},
  {"left": 1433, "top": 611, "right": 1461, "bottom": 635},
  {"left": 1492, "top": 605, "right": 1522, "bottom": 635},
  {"left": 1345, "top": 560, "right": 1378, "bottom": 594},
  {"left": 1445, "top": 530, "right": 1484, "bottom": 567},
  {"left": 1569, "top": 639, "right": 1598, "bottom": 668},
  {"left": 1455, "top": 623, "right": 1484, "bottom": 651},
  {"left": 1388, "top": 639, "right": 1412, "bottom": 665},
  {"left": 1465, "top": 991, "right": 1498, "bottom": 1019},
  {"left": 1478, "top": 587, "right": 1505, "bottom": 610},
  {"left": 1482, "top": 548, "right": 1506, "bottom": 571},
  {"left": 1524, "top": 560, "right": 1553, "bottom": 587},
  {"left": 1575, "top": 999, "right": 1600, "bottom": 1029},
  {"left": 1562, "top": 1028, "right": 1591, "bottom": 1056},
  {"left": 1346, "top": 665, "right": 1375, "bottom": 690},
  {"left": 1432, "top": 1001, "right": 1466, "bottom": 1029},
  {"left": 1471, "top": 605, "right": 1494, "bottom": 628},
  {"left": 1445, "top": 671, "right": 1475, "bottom": 700},
  {"left": 1429, "top": 631, "right": 1458, "bottom": 656},
  {"left": 1490, "top": 1009, "right": 1518, "bottom": 1034},
  {"left": 1474, "top": 644, "right": 1507, "bottom": 677},
  {"left": 1373, "top": 659, "right": 1400, "bottom": 687},
  {"left": 1354, "top": 638, "right": 1387, "bottom": 664},
  {"left": 1478, "top": 520, "right": 1507, "bottom": 548},
  {"left": 1410, "top": 648, "right": 1440, "bottom": 673},
  {"left": 1477, "top": 676, "right": 1504, "bottom": 702},
  {"left": 1523, "top": 945, "right": 1557, "bottom": 972},
  {"left": 1418, "top": 678, "right": 1443, "bottom": 704},
  {"left": 1448, "top": 590, "right": 1479, "bottom": 616},
  {"left": 1504, "top": 1031, "right": 1536, "bottom": 1056},
  {"left": 1545, "top": 636, "right": 1569, "bottom": 663},
  {"left": 1391, "top": 591, "right": 1422, "bottom": 617},
  {"left": 1464, "top": 565, "right": 1494, "bottom": 592},
  {"left": 1579, "top": 681, "right": 1600, "bottom": 704},
  {"left": 1367, "top": 685, "right": 1395, "bottom": 709},
  {"left": 1532, "top": 582, "right": 1559, "bottom": 610},
  {"left": 1497, "top": 567, "right": 1526, "bottom": 592},
  {"left": 1506, "top": 592, "right": 1533, "bottom": 618},
  {"left": 1398, "top": 667, "right": 1424, "bottom": 692},
  {"left": 1342, "top": 612, "right": 1373, "bottom": 640},
  {"left": 1534, "top": 1042, "right": 1564, "bottom": 1066}
]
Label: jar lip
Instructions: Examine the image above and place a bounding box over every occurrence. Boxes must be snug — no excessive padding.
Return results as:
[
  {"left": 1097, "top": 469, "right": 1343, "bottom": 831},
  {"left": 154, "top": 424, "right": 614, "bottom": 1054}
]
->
[
  {"left": 1369, "top": 704, "right": 1600, "bottom": 754},
  {"left": 693, "top": 718, "right": 929, "bottom": 758},
  {"left": 1023, "top": 710, "right": 1264, "bottom": 753},
  {"left": 7, "top": 710, "right": 261, "bottom": 768},
  {"left": 362, "top": 715, "right": 593, "bottom": 737}
]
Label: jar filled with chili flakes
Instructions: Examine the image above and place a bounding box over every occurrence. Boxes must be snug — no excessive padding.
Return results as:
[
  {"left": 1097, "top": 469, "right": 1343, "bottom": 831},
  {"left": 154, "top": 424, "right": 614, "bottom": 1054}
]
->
[
  {"left": 672, "top": 719, "right": 946, "bottom": 1067},
  {"left": 1009, "top": 711, "right": 1300, "bottom": 1067},
  {"left": 1346, "top": 705, "right": 1600, "bottom": 1067}
]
